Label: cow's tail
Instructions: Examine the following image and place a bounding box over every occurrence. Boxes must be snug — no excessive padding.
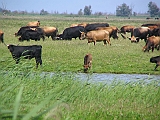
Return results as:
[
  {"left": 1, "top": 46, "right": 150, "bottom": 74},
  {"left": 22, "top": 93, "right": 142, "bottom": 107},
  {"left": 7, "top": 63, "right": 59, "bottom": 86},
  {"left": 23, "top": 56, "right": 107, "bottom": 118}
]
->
[{"left": 120, "top": 33, "right": 126, "bottom": 39}]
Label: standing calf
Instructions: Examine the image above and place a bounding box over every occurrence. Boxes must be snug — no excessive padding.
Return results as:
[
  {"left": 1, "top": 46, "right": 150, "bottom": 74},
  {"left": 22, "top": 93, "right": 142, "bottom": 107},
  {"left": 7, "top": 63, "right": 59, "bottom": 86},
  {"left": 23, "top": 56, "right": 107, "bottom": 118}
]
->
[
  {"left": 83, "top": 54, "right": 92, "bottom": 72},
  {"left": 150, "top": 56, "right": 160, "bottom": 70},
  {"left": 7, "top": 45, "right": 42, "bottom": 68}
]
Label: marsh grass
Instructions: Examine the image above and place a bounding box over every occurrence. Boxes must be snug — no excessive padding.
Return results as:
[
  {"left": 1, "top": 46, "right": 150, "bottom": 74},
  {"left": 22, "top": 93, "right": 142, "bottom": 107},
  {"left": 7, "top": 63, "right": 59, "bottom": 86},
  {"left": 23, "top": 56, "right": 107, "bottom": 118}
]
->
[{"left": 0, "top": 65, "right": 160, "bottom": 120}]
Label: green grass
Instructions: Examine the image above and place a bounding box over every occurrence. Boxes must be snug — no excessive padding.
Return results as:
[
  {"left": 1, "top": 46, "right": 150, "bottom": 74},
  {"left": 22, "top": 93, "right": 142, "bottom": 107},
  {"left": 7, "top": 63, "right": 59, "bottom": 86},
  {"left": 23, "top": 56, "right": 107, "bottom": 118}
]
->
[
  {"left": 0, "top": 15, "right": 160, "bottom": 119},
  {"left": 0, "top": 15, "right": 160, "bottom": 74},
  {"left": 0, "top": 67, "right": 160, "bottom": 120}
]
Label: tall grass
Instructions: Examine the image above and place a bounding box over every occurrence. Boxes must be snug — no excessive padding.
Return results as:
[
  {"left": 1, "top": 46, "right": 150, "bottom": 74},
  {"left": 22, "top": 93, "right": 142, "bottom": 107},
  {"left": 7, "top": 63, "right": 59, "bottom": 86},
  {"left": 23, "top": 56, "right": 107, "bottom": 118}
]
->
[{"left": 0, "top": 64, "right": 160, "bottom": 120}]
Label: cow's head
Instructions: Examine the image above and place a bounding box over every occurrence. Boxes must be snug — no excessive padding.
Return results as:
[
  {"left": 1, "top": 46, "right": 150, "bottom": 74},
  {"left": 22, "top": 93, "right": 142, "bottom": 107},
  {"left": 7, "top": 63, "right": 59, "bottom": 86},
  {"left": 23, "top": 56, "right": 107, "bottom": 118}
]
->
[
  {"left": 142, "top": 45, "right": 148, "bottom": 52},
  {"left": 128, "top": 36, "right": 140, "bottom": 43},
  {"left": 15, "top": 33, "right": 18, "bottom": 37},
  {"left": 112, "top": 30, "right": 119, "bottom": 39},
  {"left": 7, "top": 45, "right": 14, "bottom": 52},
  {"left": 80, "top": 31, "right": 86, "bottom": 40},
  {"left": 83, "top": 64, "right": 90, "bottom": 72}
]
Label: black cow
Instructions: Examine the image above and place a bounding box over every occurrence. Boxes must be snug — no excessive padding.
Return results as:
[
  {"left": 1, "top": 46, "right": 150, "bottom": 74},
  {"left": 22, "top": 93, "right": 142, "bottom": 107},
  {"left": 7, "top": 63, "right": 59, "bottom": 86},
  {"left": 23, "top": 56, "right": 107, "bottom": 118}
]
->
[
  {"left": 85, "top": 23, "right": 109, "bottom": 32},
  {"left": 61, "top": 26, "right": 86, "bottom": 40},
  {"left": 149, "top": 27, "right": 160, "bottom": 37},
  {"left": 19, "top": 29, "right": 41, "bottom": 41},
  {"left": 15, "top": 26, "right": 45, "bottom": 40},
  {"left": 7, "top": 45, "right": 42, "bottom": 68},
  {"left": 150, "top": 56, "right": 160, "bottom": 70}
]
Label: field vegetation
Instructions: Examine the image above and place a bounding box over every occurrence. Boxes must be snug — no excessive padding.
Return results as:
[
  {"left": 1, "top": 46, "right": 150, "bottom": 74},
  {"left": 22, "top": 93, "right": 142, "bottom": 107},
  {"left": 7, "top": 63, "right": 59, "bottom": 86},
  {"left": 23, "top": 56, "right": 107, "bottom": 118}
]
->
[{"left": 0, "top": 15, "right": 160, "bottom": 119}]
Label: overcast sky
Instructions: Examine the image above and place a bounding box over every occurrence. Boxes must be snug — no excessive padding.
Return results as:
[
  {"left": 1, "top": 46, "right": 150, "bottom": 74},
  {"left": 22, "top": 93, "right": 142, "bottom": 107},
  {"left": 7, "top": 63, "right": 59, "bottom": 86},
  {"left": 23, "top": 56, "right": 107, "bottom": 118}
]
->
[{"left": 0, "top": 0, "right": 160, "bottom": 14}]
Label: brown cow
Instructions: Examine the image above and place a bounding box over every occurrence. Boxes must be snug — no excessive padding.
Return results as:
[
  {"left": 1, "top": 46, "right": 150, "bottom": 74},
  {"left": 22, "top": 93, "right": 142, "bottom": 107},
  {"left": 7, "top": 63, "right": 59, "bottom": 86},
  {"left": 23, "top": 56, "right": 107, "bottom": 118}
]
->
[
  {"left": 142, "top": 36, "right": 160, "bottom": 52},
  {"left": 95, "top": 26, "right": 119, "bottom": 39},
  {"left": 42, "top": 27, "right": 58, "bottom": 40},
  {"left": 80, "top": 30, "right": 111, "bottom": 46},
  {"left": 84, "top": 53, "right": 92, "bottom": 72},
  {"left": 128, "top": 27, "right": 150, "bottom": 43},
  {"left": 120, "top": 25, "right": 135, "bottom": 34},
  {"left": 27, "top": 21, "right": 40, "bottom": 26},
  {"left": 0, "top": 30, "right": 4, "bottom": 43},
  {"left": 150, "top": 56, "right": 160, "bottom": 70},
  {"left": 70, "top": 22, "right": 87, "bottom": 27},
  {"left": 120, "top": 25, "right": 135, "bottom": 39}
]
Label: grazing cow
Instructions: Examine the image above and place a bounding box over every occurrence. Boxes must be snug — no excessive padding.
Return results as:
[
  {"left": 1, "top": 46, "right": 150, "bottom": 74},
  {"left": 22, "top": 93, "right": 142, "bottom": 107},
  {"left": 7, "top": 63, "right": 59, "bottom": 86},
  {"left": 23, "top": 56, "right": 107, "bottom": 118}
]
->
[
  {"left": 27, "top": 21, "right": 40, "bottom": 26},
  {"left": 84, "top": 23, "right": 109, "bottom": 32},
  {"left": 42, "top": 27, "right": 58, "bottom": 40},
  {"left": 149, "top": 27, "right": 160, "bottom": 37},
  {"left": 70, "top": 23, "right": 88, "bottom": 28},
  {"left": 128, "top": 27, "right": 150, "bottom": 43},
  {"left": 15, "top": 26, "right": 37, "bottom": 36},
  {"left": 141, "top": 23, "right": 159, "bottom": 27},
  {"left": 95, "top": 26, "right": 119, "bottom": 39},
  {"left": 120, "top": 25, "right": 135, "bottom": 34},
  {"left": 18, "top": 29, "right": 41, "bottom": 41},
  {"left": 80, "top": 30, "right": 111, "bottom": 46},
  {"left": 61, "top": 26, "right": 86, "bottom": 40},
  {"left": 0, "top": 30, "right": 4, "bottom": 43},
  {"left": 7, "top": 44, "right": 42, "bottom": 68},
  {"left": 142, "top": 36, "right": 160, "bottom": 52},
  {"left": 84, "top": 53, "right": 92, "bottom": 72},
  {"left": 150, "top": 56, "right": 160, "bottom": 70},
  {"left": 119, "top": 25, "right": 135, "bottom": 39},
  {"left": 15, "top": 26, "right": 45, "bottom": 41}
]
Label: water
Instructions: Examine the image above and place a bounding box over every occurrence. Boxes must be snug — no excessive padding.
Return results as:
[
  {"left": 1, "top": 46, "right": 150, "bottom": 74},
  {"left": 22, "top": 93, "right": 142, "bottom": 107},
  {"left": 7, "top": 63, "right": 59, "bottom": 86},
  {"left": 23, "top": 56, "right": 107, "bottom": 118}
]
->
[
  {"left": 41, "top": 72, "right": 160, "bottom": 85},
  {"left": 74, "top": 73, "right": 160, "bottom": 85}
]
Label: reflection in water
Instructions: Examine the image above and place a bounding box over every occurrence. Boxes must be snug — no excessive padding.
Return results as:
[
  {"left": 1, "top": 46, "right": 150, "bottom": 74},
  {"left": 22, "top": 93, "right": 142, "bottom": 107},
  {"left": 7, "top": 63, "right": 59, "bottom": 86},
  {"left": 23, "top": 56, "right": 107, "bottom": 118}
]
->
[{"left": 74, "top": 73, "right": 160, "bottom": 84}]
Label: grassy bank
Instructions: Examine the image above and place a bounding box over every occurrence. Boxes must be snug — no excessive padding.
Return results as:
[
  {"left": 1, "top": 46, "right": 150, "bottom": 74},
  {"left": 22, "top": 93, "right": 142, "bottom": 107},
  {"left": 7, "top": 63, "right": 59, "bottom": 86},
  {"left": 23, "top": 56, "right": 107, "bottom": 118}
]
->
[
  {"left": 0, "top": 67, "right": 160, "bottom": 120},
  {"left": 0, "top": 15, "right": 160, "bottom": 74}
]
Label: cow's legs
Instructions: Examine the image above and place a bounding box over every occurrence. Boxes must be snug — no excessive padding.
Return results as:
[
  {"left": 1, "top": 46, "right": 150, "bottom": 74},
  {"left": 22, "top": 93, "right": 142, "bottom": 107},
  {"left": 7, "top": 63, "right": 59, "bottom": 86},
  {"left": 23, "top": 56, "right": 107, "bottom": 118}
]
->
[
  {"left": 105, "top": 38, "right": 111, "bottom": 45},
  {"left": 35, "top": 57, "right": 42, "bottom": 68},
  {"left": 154, "top": 64, "right": 159, "bottom": 70}
]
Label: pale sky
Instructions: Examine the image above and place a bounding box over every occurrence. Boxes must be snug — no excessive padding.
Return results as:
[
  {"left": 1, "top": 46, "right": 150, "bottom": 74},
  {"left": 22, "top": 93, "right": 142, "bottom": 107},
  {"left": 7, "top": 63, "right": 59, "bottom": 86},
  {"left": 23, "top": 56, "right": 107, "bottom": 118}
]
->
[{"left": 0, "top": 0, "right": 160, "bottom": 14}]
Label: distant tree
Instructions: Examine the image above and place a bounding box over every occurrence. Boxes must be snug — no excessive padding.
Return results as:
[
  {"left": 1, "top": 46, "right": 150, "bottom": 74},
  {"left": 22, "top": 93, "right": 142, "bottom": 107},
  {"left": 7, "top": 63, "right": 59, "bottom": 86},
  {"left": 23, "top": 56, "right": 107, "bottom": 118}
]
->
[
  {"left": 78, "top": 9, "right": 83, "bottom": 15},
  {"left": 133, "top": 12, "right": 137, "bottom": 16},
  {"left": 116, "top": 3, "right": 132, "bottom": 17},
  {"left": 94, "top": 12, "right": 103, "bottom": 16},
  {"left": 148, "top": 1, "right": 160, "bottom": 17},
  {"left": 84, "top": 5, "right": 92, "bottom": 15},
  {"left": 40, "top": 9, "right": 48, "bottom": 15},
  {"left": 0, "top": 7, "right": 3, "bottom": 12}
]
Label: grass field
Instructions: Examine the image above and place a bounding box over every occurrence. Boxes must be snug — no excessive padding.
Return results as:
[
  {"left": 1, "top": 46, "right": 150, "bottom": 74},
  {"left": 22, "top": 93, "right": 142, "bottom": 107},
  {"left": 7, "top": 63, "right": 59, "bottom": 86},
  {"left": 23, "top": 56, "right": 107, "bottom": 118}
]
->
[
  {"left": 0, "top": 15, "right": 160, "bottom": 120},
  {"left": 0, "top": 15, "right": 160, "bottom": 74}
]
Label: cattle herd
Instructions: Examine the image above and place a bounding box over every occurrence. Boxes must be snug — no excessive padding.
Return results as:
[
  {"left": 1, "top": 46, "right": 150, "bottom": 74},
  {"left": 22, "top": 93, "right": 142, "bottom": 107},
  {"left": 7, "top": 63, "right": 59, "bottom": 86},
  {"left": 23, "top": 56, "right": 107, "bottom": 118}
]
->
[{"left": 0, "top": 20, "right": 160, "bottom": 71}]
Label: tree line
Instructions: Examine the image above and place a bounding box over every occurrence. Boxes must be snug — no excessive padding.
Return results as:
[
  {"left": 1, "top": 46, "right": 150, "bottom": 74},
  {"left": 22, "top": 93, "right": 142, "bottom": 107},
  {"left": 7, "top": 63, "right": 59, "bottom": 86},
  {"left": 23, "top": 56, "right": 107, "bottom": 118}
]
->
[{"left": 0, "top": 1, "right": 159, "bottom": 17}]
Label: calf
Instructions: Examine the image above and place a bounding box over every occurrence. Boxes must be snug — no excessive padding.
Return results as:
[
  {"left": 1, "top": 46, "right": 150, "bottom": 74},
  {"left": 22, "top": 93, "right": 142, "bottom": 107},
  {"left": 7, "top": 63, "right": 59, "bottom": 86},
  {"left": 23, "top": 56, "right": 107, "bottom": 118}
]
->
[
  {"left": 0, "top": 30, "right": 4, "bottom": 43},
  {"left": 143, "top": 36, "right": 160, "bottom": 52},
  {"left": 150, "top": 56, "right": 160, "bottom": 70},
  {"left": 7, "top": 45, "right": 42, "bottom": 68},
  {"left": 84, "top": 54, "right": 92, "bottom": 72}
]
